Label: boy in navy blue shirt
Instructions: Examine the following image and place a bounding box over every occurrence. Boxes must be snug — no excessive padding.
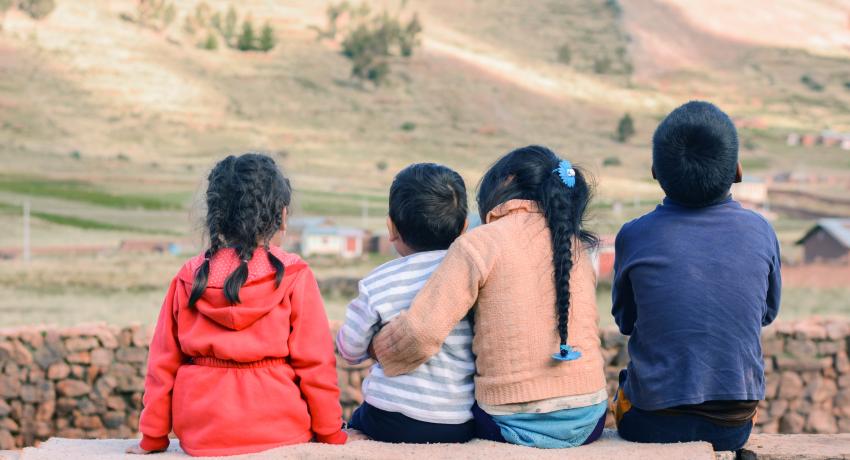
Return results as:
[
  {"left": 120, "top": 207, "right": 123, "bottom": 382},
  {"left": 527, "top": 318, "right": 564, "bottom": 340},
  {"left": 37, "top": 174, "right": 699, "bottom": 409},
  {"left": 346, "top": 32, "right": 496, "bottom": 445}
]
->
[{"left": 612, "top": 101, "right": 781, "bottom": 451}]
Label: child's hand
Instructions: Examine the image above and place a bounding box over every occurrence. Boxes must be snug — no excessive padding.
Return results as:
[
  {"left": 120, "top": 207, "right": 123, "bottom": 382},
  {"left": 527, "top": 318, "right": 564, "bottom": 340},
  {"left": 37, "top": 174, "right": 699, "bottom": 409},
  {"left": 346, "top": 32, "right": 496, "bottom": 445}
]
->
[
  {"left": 126, "top": 444, "right": 161, "bottom": 455},
  {"left": 344, "top": 428, "right": 370, "bottom": 442}
]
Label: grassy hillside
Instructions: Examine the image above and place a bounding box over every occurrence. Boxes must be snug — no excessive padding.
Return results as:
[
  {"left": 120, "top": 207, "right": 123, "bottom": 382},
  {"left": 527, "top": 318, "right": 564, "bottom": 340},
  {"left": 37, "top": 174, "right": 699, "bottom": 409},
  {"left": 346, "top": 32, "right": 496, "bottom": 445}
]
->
[{"left": 0, "top": 0, "right": 848, "bottom": 325}]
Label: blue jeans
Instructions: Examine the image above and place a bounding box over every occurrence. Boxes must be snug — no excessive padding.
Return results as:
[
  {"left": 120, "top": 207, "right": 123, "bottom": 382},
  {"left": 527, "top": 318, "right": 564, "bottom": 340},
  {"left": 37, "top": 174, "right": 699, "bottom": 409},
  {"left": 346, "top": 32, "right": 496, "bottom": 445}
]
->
[
  {"left": 615, "top": 370, "right": 753, "bottom": 451},
  {"left": 348, "top": 401, "right": 475, "bottom": 444}
]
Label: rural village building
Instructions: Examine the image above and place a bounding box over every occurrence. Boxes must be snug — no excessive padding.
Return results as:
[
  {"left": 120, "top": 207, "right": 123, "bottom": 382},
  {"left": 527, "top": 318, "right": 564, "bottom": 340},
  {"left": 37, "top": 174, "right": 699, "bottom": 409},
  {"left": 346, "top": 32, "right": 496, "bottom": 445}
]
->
[
  {"left": 301, "top": 226, "right": 365, "bottom": 258},
  {"left": 797, "top": 218, "right": 850, "bottom": 265}
]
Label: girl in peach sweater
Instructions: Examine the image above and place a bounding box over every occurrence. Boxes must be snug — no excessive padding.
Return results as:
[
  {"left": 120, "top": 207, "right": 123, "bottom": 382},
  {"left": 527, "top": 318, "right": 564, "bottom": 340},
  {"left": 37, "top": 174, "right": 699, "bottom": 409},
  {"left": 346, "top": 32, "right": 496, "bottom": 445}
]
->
[
  {"left": 128, "top": 154, "right": 346, "bottom": 456},
  {"left": 374, "top": 145, "right": 607, "bottom": 448}
]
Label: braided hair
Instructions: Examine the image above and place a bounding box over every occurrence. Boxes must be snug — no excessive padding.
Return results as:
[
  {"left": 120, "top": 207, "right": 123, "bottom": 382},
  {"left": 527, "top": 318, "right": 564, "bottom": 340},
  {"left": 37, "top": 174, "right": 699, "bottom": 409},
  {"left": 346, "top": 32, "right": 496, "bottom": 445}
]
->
[
  {"left": 477, "top": 145, "right": 597, "bottom": 357},
  {"left": 189, "top": 153, "right": 292, "bottom": 307}
]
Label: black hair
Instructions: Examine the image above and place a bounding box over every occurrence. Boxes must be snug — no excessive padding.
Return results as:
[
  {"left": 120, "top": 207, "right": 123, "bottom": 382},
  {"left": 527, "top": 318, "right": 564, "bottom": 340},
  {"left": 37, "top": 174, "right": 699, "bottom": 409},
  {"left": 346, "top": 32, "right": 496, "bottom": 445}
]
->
[
  {"left": 388, "top": 163, "right": 468, "bottom": 252},
  {"left": 189, "top": 153, "right": 292, "bottom": 307},
  {"left": 652, "top": 101, "right": 739, "bottom": 207},
  {"left": 477, "top": 145, "right": 597, "bottom": 354}
]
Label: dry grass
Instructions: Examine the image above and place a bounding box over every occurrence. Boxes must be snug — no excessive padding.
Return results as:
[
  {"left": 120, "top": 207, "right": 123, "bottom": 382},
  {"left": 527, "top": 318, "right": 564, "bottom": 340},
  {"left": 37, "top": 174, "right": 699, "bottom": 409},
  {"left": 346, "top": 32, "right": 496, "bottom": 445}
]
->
[{"left": 0, "top": 0, "right": 848, "bottom": 327}]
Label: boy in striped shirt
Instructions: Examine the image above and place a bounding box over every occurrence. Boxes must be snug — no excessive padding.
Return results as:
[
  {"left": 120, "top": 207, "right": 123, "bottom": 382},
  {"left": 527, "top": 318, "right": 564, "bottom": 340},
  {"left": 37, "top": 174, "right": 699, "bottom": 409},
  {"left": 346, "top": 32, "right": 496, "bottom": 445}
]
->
[{"left": 336, "top": 163, "right": 475, "bottom": 443}]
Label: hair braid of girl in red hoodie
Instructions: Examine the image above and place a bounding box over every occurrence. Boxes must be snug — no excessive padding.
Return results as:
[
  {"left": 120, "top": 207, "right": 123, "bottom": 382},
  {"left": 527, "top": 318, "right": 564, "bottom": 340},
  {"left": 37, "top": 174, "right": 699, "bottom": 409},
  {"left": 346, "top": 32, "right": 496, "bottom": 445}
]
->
[{"left": 129, "top": 153, "right": 347, "bottom": 457}]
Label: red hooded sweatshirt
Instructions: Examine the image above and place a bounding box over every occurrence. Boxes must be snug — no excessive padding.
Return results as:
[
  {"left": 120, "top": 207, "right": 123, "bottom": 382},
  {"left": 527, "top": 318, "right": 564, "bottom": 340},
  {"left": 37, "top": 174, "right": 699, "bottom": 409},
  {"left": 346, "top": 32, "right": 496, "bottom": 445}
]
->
[{"left": 138, "top": 247, "right": 346, "bottom": 456}]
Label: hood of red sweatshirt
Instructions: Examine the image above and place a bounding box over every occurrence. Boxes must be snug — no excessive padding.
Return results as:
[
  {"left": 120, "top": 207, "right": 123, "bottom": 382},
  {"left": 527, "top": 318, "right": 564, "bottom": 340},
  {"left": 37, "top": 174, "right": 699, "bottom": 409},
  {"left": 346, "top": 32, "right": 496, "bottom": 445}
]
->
[{"left": 177, "top": 247, "right": 307, "bottom": 330}]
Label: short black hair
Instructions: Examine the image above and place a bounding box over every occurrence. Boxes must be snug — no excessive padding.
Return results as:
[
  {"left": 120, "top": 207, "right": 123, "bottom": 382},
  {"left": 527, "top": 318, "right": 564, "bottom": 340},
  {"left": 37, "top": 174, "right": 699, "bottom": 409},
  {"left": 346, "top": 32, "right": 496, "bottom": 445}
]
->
[
  {"left": 652, "top": 101, "right": 739, "bottom": 206},
  {"left": 389, "top": 163, "right": 467, "bottom": 252}
]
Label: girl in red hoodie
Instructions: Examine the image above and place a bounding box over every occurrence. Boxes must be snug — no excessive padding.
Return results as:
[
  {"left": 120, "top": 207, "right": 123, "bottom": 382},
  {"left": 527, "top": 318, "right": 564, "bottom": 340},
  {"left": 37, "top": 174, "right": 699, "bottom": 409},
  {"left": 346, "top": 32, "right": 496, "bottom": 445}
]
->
[{"left": 128, "top": 153, "right": 347, "bottom": 456}]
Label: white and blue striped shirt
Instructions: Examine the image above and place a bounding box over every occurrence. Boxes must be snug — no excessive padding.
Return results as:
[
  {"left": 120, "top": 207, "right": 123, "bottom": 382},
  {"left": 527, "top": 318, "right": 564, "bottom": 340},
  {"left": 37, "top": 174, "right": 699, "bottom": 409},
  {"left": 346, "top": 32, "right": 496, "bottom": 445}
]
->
[{"left": 336, "top": 250, "right": 475, "bottom": 424}]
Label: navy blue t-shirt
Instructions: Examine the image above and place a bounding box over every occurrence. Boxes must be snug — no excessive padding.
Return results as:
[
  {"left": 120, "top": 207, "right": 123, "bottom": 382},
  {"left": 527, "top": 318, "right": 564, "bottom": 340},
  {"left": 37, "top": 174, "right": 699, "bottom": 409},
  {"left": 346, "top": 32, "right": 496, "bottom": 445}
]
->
[{"left": 612, "top": 197, "right": 781, "bottom": 410}]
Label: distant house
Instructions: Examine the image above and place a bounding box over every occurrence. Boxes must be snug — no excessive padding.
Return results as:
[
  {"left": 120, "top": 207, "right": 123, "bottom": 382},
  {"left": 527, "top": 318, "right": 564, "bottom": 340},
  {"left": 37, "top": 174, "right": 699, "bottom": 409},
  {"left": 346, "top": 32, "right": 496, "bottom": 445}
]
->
[
  {"left": 797, "top": 219, "right": 850, "bottom": 265},
  {"left": 592, "top": 235, "right": 616, "bottom": 280},
  {"left": 801, "top": 134, "right": 818, "bottom": 147},
  {"left": 283, "top": 217, "right": 334, "bottom": 253},
  {"left": 365, "top": 231, "right": 395, "bottom": 256},
  {"left": 301, "top": 226, "right": 365, "bottom": 259},
  {"left": 732, "top": 176, "right": 768, "bottom": 209}
]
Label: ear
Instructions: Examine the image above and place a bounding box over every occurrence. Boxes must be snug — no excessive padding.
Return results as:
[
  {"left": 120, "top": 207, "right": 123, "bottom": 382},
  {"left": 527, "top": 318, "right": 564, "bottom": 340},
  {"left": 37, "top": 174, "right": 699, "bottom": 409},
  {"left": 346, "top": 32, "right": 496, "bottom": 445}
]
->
[
  {"left": 734, "top": 162, "right": 743, "bottom": 184},
  {"left": 460, "top": 218, "right": 469, "bottom": 235},
  {"left": 280, "top": 208, "right": 288, "bottom": 233},
  {"left": 651, "top": 165, "right": 657, "bottom": 181},
  {"left": 386, "top": 216, "right": 399, "bottom": 242}
]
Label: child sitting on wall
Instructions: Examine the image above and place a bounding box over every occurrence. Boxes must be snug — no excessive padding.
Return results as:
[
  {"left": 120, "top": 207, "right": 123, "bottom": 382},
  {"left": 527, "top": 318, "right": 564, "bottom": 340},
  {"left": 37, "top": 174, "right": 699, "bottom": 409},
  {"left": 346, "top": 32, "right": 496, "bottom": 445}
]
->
[
  {"left": 336, "top": 163, "right": 476, "bottom": 443},
  {"left": 129, "top": 154, "right": 346, "bottom": 456},
  {"left": 372, "top": 146, "right": 609, "bottom": 448},
  {"left": 611, "top": 101, "right": 781, "bottom": 451}
]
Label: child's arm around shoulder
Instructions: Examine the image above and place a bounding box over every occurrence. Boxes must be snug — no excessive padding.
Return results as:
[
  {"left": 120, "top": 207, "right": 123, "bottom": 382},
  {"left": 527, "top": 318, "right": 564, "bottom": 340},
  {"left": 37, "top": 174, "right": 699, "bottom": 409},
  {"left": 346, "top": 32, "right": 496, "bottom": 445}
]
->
[
  {"left": 374, "top": 230, "right": 497, "bottom": 376},
  {"left": 335, "top": 280, "right": 380, "bottom": 364},
  {"left": 288, "top": 266, "right": 347, "bottom": 445}
]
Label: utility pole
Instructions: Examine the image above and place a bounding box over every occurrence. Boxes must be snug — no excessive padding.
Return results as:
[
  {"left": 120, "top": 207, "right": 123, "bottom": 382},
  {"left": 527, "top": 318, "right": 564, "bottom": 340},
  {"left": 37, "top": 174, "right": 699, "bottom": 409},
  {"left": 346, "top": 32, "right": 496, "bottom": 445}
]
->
[{"left": 22, "top": 200, "right": 31, "bottom": 263}]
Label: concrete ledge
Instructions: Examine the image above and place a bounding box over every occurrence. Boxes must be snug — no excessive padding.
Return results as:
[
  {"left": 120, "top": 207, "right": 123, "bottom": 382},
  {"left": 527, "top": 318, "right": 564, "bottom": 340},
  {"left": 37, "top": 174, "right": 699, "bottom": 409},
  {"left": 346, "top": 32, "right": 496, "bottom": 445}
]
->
[
  {"left": 741, "top": 433, "right": 850, "bottom": 460},
  {"left": 12, "top": 432, "right": 850, "bottom": 459},
  {"left": 17, "top": 431, "right": 717, "bottom": 459}
]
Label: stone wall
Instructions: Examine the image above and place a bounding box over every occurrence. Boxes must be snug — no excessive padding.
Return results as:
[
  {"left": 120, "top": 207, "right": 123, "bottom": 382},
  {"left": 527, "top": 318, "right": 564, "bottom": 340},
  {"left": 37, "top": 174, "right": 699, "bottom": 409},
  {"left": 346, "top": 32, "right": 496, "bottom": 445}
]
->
[{"left": 0, "top": 318, "right": 848, "bottom": 449}]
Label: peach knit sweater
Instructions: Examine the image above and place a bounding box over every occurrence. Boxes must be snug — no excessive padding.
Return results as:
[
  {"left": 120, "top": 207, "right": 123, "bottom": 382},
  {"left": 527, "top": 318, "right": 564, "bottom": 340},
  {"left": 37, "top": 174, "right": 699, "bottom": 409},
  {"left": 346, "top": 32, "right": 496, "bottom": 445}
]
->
[{"left": 374, "top": 199, "right": 606, "bottom": 406}]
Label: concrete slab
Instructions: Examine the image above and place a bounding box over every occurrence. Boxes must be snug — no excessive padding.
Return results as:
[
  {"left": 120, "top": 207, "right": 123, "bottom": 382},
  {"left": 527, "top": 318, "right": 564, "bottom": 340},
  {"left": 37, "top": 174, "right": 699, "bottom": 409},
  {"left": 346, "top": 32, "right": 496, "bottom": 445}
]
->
[
  {"left": 741, "top": 433, "right": 850, "bottom": 460},
  {"left": 20, "top": 430, "right": 717, "bottom": 460}
]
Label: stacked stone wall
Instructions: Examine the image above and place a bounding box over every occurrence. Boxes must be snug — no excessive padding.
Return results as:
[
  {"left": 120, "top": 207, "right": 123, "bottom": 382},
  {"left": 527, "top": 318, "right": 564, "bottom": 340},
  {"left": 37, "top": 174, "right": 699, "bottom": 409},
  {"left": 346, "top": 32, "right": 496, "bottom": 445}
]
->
[{"left": 1, "top": 318, "right": 848, "bottom": 449}]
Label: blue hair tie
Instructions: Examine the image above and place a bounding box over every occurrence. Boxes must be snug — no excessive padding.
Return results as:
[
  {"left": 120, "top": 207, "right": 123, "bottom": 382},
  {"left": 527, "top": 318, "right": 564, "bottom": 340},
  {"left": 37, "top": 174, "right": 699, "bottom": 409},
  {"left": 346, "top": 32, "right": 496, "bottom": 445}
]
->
[
  {"left": 552, "top": 344, "right": 582, "bottom": 362},
  {"left": 553, "top": 160, "right": 576, "bottom": 188}
]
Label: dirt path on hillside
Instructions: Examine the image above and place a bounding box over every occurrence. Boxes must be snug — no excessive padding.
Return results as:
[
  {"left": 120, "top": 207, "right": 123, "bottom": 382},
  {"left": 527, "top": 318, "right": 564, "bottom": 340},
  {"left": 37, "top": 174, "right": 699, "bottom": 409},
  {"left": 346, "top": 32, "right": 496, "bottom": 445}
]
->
[
  {"left": 418, "top": 29, "right": 669, "bottom": 112},
  {"left": 622, "top": 0, "right": 850, "bottom": 79}
]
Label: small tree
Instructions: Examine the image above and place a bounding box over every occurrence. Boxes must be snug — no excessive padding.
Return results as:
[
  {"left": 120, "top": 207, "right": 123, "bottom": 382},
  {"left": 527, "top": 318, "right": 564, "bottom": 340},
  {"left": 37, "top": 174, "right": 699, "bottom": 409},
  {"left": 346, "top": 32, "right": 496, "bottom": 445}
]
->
[
  {"left": 224, "top": 6, "right": 238, "bottom": 44},
  {"left": 399, "top": 13, "right": 421, "bottom": 57},
  {"left": 258, "top": 22, "right": 276, "bottom": 52},
  {"left": 237, "top": 19, "right": 255, "bottom": 51},
  {"left": 616, "top": 113, "right": 635, "bottom": 143},
  {"left": 18, "top": 0, "right": 56, "bottom": 19},
  {"left": 557, "top": 44, "right": 571, "bottom": 65},
  {"left": 200, "top": 32, "right": 218, "bottom": 50},
  {"left": 162, "top": 2, "right": 176, "bottom": 28},
  {"left": 322, "top": 2, "right": 422, "bottom": 87}
]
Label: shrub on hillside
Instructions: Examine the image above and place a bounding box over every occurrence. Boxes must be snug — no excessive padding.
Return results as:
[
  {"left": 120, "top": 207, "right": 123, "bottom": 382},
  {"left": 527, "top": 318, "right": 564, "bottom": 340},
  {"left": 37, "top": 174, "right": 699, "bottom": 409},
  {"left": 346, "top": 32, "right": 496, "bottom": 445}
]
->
[
  {"left": 319, "top": 2, "right": 422, "bottom": 86},
  {"left": 18, "top": 0, "right": 55, "bottom": 20},
  {"left": 603, "top": 156, "right": 622, "bottom": 167},
  {"left": 594, "top": 56, "right": 612, "bottom": 74},
  {"left": 185, "top": 5, "right": 275, "bottom": 53},
  {"left": 616, "top": 113, "right": 635, "bottom": 143},
  {"left": 557, "top": 44, "right": 571, "bottom": 65},
  {"left": 135, "top": 0, "right": 177, "bottom": 31},
  {"left": 800, "top": 74, "right": 824, "bottom": 92},
  {"left": 200, "top": 32, "right": 218, "bottom": 50},
  {"left": 237, "top": 20, "right": 255, "bottom": 51},
  {"left": 258, "top": 22, "right": 276, "bottom": 52},
  {"left": 223, "top": 6, "right": 238, "bottom": 44}
]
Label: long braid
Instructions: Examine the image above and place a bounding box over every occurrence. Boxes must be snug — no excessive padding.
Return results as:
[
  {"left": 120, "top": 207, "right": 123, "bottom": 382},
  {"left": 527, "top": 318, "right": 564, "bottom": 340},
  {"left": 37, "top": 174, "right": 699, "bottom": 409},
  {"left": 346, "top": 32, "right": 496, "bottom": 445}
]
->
[
  {"left": 189, "top": 153, "right": 292, "bottom": 307},
  {"left": 541, "top": 172, "right": 578, "bottom": 350},
  {"left": 224, "top": 245, "right": 255, "bottom": 304},
  {"left": 477, "top": 145, "right": 596, "bottom": 361}
]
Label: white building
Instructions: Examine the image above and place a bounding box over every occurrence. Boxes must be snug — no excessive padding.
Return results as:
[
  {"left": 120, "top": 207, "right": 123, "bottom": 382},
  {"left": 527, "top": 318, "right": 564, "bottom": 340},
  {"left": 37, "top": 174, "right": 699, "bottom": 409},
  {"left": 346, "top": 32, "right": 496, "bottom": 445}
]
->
[{"left": 301, "top": 226, "right": 365, "bottom": 259}]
